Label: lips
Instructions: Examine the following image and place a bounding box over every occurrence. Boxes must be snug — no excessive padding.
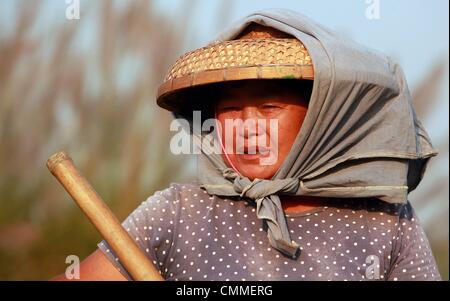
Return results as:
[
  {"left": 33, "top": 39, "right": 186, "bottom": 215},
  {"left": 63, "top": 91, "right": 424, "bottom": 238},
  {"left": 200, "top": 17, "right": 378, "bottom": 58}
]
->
[
  {"left": 235, "top": 145, "right": 271, "bottom": 161},
  {"left": 236, "top": 144, "right": 268, "bottom": 154}
]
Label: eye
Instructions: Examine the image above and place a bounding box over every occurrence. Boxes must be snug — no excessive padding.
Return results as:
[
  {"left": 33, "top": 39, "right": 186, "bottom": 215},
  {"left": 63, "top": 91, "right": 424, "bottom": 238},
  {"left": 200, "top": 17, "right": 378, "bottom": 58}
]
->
[
  {"left": 260, "top": 104, "right": 282, "bottom": 110},
  {"left": 218, "top": 105, "right": 240, "bottom": 112}
]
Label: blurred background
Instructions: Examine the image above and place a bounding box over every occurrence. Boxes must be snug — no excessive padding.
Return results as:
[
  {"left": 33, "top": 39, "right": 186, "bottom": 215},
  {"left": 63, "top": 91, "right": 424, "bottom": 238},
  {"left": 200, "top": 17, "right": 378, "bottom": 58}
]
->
[{"left": 0, "top": 0, "right": 448, "bottom": 280}]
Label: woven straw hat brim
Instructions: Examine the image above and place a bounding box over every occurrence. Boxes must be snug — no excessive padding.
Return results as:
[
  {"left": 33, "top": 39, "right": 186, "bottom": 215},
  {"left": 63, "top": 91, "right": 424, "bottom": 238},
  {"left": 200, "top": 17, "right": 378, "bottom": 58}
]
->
[{"left": 157, "top": 38, "right": 314, "bottom": 112}]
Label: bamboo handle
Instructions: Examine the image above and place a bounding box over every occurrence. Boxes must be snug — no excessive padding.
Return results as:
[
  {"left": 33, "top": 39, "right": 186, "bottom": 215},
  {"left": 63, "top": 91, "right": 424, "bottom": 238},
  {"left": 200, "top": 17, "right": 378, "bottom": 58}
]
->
[{"left": 47, "top": 151, "right": 164, "bottom": 281}]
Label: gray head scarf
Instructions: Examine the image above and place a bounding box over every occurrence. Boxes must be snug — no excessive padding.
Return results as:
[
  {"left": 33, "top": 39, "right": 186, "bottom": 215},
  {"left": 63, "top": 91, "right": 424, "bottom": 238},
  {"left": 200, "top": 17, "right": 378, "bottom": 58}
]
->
[{"left": 179, "top": 9, "right": 438, "bottom": 259}]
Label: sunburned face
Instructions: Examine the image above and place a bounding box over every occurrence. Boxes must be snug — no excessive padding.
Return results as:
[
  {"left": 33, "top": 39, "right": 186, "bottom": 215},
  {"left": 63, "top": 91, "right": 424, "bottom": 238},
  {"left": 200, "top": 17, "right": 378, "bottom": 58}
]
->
[{"left": 215, "top": 80, "right": 311, "bottom": 180}]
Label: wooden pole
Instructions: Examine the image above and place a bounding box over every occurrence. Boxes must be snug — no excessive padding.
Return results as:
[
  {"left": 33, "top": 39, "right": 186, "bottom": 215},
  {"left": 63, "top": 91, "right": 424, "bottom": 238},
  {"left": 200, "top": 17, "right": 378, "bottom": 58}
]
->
[{"left": 47, "top": 151, "right": 164, "bottom": 281}]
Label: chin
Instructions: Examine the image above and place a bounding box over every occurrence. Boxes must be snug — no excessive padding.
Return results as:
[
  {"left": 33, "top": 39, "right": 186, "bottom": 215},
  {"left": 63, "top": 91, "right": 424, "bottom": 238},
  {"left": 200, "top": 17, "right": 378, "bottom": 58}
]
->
[{"left": 238, "top": 165, "right": 277, "bottom": 180}]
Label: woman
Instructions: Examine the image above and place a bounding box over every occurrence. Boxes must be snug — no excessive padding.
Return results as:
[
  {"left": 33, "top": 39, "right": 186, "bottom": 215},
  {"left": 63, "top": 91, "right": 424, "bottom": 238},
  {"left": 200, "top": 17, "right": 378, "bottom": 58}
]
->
[{"left": 55, "top": 9, "right": 441, "bottom": 280}]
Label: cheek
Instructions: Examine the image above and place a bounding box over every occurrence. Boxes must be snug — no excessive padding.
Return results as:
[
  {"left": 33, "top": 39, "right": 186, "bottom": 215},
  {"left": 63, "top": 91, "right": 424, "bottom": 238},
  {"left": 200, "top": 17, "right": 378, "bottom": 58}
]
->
[
  {"left": 278, "top": 123, "right": 301, "bottom": 146},
  {"left": 216, "top": 114, "right": 238, "bottom": 167},
  {"left": 216, "top": 114, "right": 228, "bottom": 144},
  {"left": 274, "top": 110, "right": 307, "bottom": 157}
]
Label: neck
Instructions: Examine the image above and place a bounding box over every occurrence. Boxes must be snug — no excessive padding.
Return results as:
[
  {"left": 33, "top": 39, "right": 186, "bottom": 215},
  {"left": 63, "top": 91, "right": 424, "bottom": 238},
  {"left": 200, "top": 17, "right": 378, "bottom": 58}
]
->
[{"left": 280, "top": 195, "right": 328, "bottom": 214}]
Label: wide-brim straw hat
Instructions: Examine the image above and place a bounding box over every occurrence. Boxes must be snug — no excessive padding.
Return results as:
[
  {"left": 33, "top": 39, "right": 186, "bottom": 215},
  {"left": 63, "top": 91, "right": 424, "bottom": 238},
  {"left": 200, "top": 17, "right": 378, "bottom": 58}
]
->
[{"left": 156, "top": 23, "right": 314, "bottom": 113}]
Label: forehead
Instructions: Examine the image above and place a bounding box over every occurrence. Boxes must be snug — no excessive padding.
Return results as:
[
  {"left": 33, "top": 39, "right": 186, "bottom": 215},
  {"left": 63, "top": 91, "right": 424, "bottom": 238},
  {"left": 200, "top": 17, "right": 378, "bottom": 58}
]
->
[
  {"left": 212, "top": 80, "right": 313, "bottom": 106},
  {"left": 220, "top": 80, "right": 281, "bottom": 96},
  {"left": 178, "top": 79, "right": 311, "bottom": 119},
  {"left": 215, "top": 79, "right": 308, "bottom": 99}
]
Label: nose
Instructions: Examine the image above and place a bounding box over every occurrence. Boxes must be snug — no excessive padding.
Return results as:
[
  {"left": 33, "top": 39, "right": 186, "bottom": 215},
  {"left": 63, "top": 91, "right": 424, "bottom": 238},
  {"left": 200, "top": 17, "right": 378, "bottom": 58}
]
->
[
  {"left": 239, "top": 106, "right": 258, "bottom": 139},
  {"left": 241, "top": 106, "right": 257, "bottom": 121}
]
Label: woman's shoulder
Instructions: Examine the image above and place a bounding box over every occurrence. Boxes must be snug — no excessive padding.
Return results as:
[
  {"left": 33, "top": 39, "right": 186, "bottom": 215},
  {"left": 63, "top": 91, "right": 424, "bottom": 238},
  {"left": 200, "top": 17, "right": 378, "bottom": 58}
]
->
[
  {"left": 151, "top": 181, "right": 211, "bottom": 201},
  {"left": 328, "top": 197, "right": 415, "bottom": 219},
  {"left": 321, "top": 197, "right": 418, "bottom": 237},
  {"left": 141, "top": 181, "right": 218, "bottom": 212}
]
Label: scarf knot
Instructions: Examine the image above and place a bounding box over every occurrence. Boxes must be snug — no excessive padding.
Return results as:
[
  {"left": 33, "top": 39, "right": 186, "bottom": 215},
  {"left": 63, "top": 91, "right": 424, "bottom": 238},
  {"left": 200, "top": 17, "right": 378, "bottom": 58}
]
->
[{"left": 221, "top": 168, "right": 301, "bottom": 258}]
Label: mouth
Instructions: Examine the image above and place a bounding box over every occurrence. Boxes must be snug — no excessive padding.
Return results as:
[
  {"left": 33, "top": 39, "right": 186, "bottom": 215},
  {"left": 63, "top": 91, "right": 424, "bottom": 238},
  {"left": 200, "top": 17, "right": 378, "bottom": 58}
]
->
[{"left": 236, "top": 145, "right": 271, "bottom": 161}]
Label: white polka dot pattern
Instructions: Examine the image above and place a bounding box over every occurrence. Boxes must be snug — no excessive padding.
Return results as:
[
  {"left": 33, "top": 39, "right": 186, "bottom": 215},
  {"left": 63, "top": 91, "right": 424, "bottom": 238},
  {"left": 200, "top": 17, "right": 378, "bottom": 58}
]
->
[{"left": 98, "top": 182, "right": 441, "bottom": 281}]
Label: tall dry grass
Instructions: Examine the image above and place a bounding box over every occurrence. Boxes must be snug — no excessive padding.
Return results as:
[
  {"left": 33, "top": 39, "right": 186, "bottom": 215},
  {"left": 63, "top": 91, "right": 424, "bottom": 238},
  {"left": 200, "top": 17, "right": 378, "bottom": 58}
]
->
[
  {"left": 0, "top": 0, "right": 226, "bottom": 279},
  {"left": 0, "top": 1, "right": 447, "bottom": 280}
]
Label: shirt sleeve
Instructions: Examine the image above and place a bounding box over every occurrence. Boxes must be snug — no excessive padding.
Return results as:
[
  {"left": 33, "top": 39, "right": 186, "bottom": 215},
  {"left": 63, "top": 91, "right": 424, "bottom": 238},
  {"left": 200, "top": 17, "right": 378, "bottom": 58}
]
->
[
  {"left": 387, "top": 201, "right": 441, "bottom": 281},
  {"left": 97, "top": 184, "right": 180, "bottom": 280}
]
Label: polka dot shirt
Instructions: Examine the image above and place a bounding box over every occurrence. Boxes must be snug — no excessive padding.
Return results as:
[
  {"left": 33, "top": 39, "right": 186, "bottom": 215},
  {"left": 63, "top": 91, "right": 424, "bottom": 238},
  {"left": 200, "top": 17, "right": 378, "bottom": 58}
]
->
[{"left": 98, "top": 182, "right": 441, "bottom": 281}]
